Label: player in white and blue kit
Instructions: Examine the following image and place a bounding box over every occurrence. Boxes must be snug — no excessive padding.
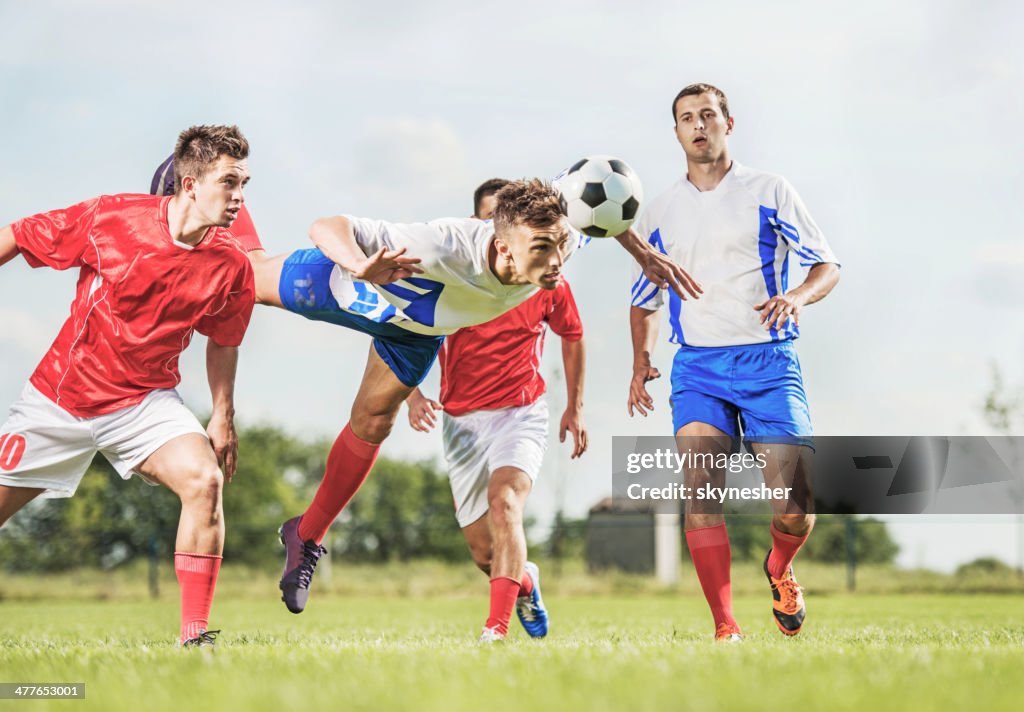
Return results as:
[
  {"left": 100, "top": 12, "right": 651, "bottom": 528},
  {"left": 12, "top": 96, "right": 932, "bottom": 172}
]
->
[
  {"left": 250, "top": 179, "right": 701, "bottom": 615},
  {"left": 627, "top": 83, "right": 840, "bottom": 641}
]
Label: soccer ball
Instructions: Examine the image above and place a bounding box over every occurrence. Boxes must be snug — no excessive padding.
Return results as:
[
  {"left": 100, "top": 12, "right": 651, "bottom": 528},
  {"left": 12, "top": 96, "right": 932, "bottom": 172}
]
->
[{"left": 555, "top": 155, "right": 644, "bottom": 237}]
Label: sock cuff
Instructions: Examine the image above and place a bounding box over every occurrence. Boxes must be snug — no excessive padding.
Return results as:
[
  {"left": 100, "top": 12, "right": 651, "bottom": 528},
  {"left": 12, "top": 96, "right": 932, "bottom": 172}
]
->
[
  {"left": 490, "top": 576, "right": 522, "bottom": 586},
  {"left": 341, "top": 423, "right": 382, "bottom": 459},
  {"left": 174, "top": 552, "right": 223, "bottom": 574},
  {"left": 770, "top": 522, "right": 808, "bottom": 545},
  {"left": 685, "top": 523, "right": 729, "bottom": 550}
]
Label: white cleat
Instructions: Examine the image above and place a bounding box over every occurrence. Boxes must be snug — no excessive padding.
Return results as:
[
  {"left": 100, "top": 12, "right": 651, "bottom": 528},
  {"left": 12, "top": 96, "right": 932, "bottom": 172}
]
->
[{"left": 478, "top": 626, "right": 506, "bottom": 644}]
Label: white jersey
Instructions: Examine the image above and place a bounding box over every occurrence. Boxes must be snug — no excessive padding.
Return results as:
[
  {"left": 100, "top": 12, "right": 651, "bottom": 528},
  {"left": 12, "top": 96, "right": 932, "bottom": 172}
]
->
[
  {"left": 630, "top": 162, "right": 838, "bottom": 347},
  {"left": 328, "top": 216, "right": 587, "bottom": 336}
]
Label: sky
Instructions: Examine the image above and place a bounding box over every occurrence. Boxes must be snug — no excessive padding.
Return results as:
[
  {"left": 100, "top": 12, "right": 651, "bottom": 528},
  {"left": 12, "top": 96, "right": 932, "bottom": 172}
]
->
[{"left": 1, "top": 0, "right": 1023, "bottom": 572}]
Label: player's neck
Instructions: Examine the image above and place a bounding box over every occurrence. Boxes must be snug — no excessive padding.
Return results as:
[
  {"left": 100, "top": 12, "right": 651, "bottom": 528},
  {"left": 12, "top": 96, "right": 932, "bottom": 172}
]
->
[
  {"left": 167, "top": 196, "right": 213, "bottom": 247},
  {"left": 686, "top": 155, "right": 733, "bottom": 192}
]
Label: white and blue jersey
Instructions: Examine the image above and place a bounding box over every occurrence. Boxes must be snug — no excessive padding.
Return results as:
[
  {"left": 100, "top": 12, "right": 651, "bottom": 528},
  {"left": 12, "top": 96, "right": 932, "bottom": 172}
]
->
[
  {"left": 278, "top": 216, "right": 588, "bottom": 386},
  {"left": 330, "top": 216, "right": 586, "bottom": 336},
  {"left": 630, "top": 162, "right": 838, "bottom": 346}
]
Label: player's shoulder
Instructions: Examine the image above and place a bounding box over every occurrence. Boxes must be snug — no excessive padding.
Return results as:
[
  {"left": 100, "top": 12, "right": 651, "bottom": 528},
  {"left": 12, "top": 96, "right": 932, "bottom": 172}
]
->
[
  {"left": 99, "top": 193, "right": 165, "bottom": 210},
  {"left": 730, "top": 163, "right": 792, "bottom": 198},
  {"left": 641, "top": 178, "right": 689, "bottom": 224}
]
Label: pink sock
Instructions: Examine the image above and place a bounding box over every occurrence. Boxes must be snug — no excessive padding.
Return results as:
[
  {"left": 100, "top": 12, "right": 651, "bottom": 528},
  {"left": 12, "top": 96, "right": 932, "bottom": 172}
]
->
[
  {"left": 518, "top": 570, "right": 534, "bottom": 597},
  {"left": 486, "top": 577, "right": 521, "bottom": 635},
  {"left": 767, "top": 522, "right": 808, "bottom": 578},
  {"left": 298, "top": 424, "right": 380, "bottom": 544},
  {"left": 685, "top": 524, "right": 738, "bottom": 630},
  {"left": 174, "top": 552, "right": 222, "bottom": 642}
]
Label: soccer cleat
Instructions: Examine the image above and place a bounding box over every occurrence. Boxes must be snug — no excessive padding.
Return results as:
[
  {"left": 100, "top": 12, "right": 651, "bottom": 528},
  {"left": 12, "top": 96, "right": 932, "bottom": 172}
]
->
[
  {"left": 714, "top": 623, "right": 743, "bottom": 643},
  {"left": 764, "top": 551, "right": 806, "bottom": 636},
  {"left": 181, "top": 629, "right": 221, "bottom": 648},
  {"left": 279, "top": 516, "right": 327, "bottom": 614},
  {"left": 515, "top": 561, "right": 549, "bottom": 638},
  {"left": 478, "top": 625, "right": 506, "bottom": 644}
]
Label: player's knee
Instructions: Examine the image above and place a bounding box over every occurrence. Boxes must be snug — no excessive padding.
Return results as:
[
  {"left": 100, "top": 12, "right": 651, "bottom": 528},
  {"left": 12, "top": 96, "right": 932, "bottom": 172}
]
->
[
  {"left": 353, "top": 413, "right": 394, "bottom": 443},
  {"left": 776, "top": 512, "right": 814, "bottom": 535},
  {"left": 487, "top": 489, "right": 523, "bottom": 526},
  {"left": 179, "top": 462, "right": 224, "bottom": 507}
]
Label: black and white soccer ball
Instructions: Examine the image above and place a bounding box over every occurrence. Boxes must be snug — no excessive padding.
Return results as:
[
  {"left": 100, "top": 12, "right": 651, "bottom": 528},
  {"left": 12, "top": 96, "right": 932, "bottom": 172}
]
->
[{"left": 555, "top": 155, "right": 644, "bottom": 237}]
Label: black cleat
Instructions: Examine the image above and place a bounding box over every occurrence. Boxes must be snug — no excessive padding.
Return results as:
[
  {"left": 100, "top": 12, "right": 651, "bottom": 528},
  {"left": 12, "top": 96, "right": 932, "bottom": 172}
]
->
[{"left": 279, "top": 516, "right": 327, "bottom": 614}]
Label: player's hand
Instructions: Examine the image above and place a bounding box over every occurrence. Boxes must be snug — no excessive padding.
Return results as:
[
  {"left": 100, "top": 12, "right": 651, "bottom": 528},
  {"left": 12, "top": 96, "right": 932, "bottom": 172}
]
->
[
  {"left": 206, "top": 412, "right": 238, "bottom": 482},
  {"left": 353, "top": 246, "right": 424, "bottom": 285},
  {"left": 560, "top": 406, "right": 588, "bottom": 459},
  {"left": 407, "top": 391, "right": 443, "bottom": 432},
  {"left": 754, "top": 291, "right": 805, "bottom": 332},
  {"left": 627, "top": 366, "right": 660, "bottom": 417},
  {"left": 639, "top": 249, "right": 702, "bottom": 301}
]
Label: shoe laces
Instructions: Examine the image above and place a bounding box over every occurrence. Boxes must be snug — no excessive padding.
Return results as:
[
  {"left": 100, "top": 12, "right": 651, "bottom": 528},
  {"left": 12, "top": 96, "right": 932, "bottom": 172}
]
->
[
  {"left": 516, "top": 595, "right": 538, "bottom": 622},
  {"left": 479, "top": 626, "right": 505, "bottom": 643},
  {"left": 182, "top": 629, "right": 221, "bottom": 647},
  {"left": 296, "top": 542, "right": 327, "bottom": 589},
  {"left": 772, "top": 571, "right": 803, "bottom": 614}
]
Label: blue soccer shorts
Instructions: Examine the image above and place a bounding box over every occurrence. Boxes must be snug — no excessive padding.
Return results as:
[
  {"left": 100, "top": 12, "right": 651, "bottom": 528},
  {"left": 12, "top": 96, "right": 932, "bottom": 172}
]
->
[
  {"left": 278, "top": 248, "right": 444, "bottom": 387},
  {"left": 670, "top": 340, "right": 812, "bottom": 443}
]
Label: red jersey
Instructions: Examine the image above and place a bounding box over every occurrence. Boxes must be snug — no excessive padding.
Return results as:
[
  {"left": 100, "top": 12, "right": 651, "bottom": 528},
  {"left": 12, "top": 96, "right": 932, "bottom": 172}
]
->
[
  {"left": 12, "top": 194, "right": 255, "bottom": 417},
  {"left": 439, "top": 280, "right": 583, "bottom": 416}
]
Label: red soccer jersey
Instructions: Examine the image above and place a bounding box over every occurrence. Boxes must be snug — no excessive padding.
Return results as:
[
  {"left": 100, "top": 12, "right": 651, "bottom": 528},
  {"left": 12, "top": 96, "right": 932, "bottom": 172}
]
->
[
  {"left": 12, "top": 194, "right": 255, "bottom": 417},
  {"left": 439, "top": 279, "right": 583, "bottom": 416}
]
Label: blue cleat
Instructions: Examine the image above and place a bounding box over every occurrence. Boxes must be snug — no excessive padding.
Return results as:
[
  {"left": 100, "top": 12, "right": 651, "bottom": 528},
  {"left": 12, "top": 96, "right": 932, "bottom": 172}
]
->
[{"left": 515, "top": 561, "right": 549, "bottom": 638}]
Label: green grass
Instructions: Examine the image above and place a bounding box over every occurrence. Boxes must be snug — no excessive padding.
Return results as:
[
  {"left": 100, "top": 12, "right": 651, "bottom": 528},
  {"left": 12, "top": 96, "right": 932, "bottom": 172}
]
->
[{"left": 2, "top": 586, "right": 1023, "bottom": 712}]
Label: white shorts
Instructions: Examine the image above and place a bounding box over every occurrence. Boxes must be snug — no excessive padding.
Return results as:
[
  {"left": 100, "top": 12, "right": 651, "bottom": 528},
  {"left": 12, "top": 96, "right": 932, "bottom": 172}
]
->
[
  {"left": 442, "top": 399, "right": 548, "bottom": 528},
  {"left": 0, "top": 382, "right": 208, "bottom": 498}
]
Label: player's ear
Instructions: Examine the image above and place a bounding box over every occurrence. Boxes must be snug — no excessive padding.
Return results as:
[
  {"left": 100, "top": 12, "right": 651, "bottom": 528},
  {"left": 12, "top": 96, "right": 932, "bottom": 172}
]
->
[
  {"left": 181, "top": 175, "right": 197, "bottom": 198},
  {"left": 726, "top": 116, "right": 734, "bottom": 134}
]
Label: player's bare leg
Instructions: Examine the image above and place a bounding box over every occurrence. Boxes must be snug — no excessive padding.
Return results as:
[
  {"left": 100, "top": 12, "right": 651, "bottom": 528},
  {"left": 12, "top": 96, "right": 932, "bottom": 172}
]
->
[
  {"left": 0, "top": 485, "right": 45, "bottom": 526},
  {"left": 280, "top": 346, "right": 413, "bottom": 613},
  {"left": 676, "top": 422, "right": 742, "bottom": 641},
  {"left": 137, "top": 433, "right": 226, "bottom": 645},
  {"left": 467, "top": 467, "right": 547, "bottom": 641},
  {"left": 749, "top": 442, "right": 814, "bottom": 635}
]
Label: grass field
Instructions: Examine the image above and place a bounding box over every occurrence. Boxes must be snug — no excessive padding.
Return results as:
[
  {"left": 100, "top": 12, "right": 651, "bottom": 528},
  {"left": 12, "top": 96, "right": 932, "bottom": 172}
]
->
[{"left": 2, "top": 565, "right": 1023, "bottom": 711}]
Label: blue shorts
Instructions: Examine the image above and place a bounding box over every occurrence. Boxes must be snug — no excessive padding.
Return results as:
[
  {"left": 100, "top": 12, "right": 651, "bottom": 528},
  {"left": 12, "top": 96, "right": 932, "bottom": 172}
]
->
[
  {"left": 670, "top": 340, "right": 812, "bottom": 443},
  {"left": 279, "top": 249, "right": 444, "bottom": 387}
]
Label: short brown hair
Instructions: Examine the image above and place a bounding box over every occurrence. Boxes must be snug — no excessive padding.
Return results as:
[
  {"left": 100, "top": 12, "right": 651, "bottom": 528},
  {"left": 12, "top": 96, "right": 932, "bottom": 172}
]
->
[
  {"left": 173, "top": 125, "right": 249, "bottom": 194},
  {"left": 491, "top": 179, "right": 566, "bottom": 234},
  {"left": 671, "top": 83, "right": 730, "bottom": 122},
  {"left": 473, "top": 178, "right": 510, "bottom": 218}
]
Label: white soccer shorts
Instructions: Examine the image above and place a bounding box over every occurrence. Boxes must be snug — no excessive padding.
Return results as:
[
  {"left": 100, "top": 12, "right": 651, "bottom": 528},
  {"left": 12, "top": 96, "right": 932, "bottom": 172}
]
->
[
  {"left": 0, "top": 382, "right": 208, "bottom": 498},
  {"left": 442, "top": 399, "right": 549, "bottom": 528}
]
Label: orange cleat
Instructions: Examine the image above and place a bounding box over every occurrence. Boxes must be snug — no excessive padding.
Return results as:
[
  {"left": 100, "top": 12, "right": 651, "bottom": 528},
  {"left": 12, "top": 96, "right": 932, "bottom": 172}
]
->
[
  {"left": 715, "top": 622, "right": 743, "bottom": 642},
  {"left": 764, "top": 551, "right": 805, "bottom": 635}
]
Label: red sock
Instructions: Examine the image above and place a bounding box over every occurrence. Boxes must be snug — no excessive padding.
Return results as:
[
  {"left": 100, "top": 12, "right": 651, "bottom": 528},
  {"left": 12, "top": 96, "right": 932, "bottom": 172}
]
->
[
  {"left": 685, "top": 524, "right": 737, "bottom": 630},
  {"left": 485, "top": 577, "right": 521, "bottom": 635},
  {"left": 298, "top": 423, "right": 380, "bottom": 544},
  {"left": 230, "top": 205, "right": 265, "bottom": 252},
  {"left": 174, "top": 552, "right": 222, "bottom": 642},
  {"left": 767, "top": 522, "right": 809, "bottom": 578},
  {"left": 519, "top": 570, "right": 534, "bottom": 597}
]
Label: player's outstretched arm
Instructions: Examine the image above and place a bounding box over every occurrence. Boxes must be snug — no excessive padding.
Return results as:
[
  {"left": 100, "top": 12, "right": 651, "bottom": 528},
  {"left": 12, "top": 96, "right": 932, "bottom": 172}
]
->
[
  {"left": 628, "top": 306, "right": 661, "bottom": 417},
  {"left": 613, "top": 227, "right": 702, "bottom": 300},
  {"left": 406, "top": 387, "right": 442, "bottom": 432},
  {"left": 206, "top": 341, "right": 240, "bottom": 481},
  {"left": 559, "top": 337, "right": 588, "bottom": 458},
  {"left": 309, "top": 216, "right": 423, "bottom": 285},
  {"left": 0, "top": 225, "right": 19, "bottom": 268},
  {"left": 753, "top": 262, "right": 840, "bottom": 332}
]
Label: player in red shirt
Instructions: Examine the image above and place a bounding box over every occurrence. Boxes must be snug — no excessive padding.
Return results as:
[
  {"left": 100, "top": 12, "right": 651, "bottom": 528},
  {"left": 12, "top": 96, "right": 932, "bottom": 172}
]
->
[
  {"left": 405, "top": 179, "right": 586, "bottom": 642},
  {"left": 0, "top": 125, "right": 256, "bottom": 647}
]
